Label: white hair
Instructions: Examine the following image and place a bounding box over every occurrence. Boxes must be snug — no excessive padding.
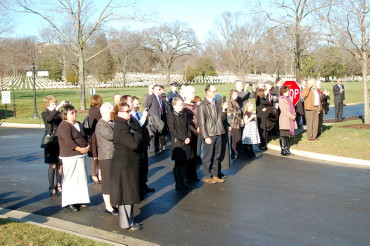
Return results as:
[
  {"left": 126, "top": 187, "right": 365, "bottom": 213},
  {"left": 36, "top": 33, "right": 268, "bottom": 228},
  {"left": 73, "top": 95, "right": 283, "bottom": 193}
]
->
[
  {"left": 184, "top": 85, "right": 195, "bottom": 94},
  {"left": 100, "top": 102, "right": 114, "bottom": 118},
  {"left": 307, "top": 78, "right": 316, "bottom": 86}
]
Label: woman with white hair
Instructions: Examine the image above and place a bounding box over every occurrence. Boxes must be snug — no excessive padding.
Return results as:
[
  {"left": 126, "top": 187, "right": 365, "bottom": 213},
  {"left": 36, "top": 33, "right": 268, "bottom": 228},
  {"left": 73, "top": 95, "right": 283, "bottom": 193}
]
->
[
  {"left": 182, "top": 85, "right": 200, "bottom": 182},
  {"left": 95, "top": 102, "right": 118, "bottom": 215}
]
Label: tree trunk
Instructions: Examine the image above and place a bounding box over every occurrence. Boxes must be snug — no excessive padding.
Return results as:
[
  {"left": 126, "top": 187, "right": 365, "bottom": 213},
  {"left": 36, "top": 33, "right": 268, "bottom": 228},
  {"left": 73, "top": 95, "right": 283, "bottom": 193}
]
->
[
  {"left": 295, "top": 32, "right": 301, "bottom": 83},
  {"left": 79, "top": 47, "right": 86, "bottom": 110},
  {"left": 362, "top": 50, "right": 369, "bottom": 124},
  {"left": 166, "top": 67, "right": 171, "bottom": 85},
  {"left": 122, "top": 68, "right": 127, "bottom": 88}
]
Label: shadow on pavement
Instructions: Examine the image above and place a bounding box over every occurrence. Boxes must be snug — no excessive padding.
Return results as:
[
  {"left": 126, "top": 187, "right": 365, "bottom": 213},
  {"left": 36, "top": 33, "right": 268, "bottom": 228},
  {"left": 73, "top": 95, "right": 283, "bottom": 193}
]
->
[{"left": 0, "top": 192, "right": 26, "bottom": 206}]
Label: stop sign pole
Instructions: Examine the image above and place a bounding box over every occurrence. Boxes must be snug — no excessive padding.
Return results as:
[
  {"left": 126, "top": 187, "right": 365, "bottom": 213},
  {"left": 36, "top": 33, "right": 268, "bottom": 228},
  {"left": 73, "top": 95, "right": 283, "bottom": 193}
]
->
[{"left": 282, "top": 80, "right": 301, "bottom": 106}]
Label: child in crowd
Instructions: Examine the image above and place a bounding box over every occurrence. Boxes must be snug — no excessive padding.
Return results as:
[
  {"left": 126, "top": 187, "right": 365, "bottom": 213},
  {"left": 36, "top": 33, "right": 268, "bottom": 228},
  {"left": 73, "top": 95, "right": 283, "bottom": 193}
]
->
[
  {"left": 167, "top": 97, "right": 194, "bottom": 190},
  {"left": 242, "top": 102, "right": 260, "bottom": 157}
]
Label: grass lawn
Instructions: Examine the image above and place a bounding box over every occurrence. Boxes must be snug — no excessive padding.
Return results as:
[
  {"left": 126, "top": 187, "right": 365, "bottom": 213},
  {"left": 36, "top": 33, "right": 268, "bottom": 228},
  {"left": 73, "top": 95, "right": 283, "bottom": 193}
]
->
[
  {"left": 0, "top": 218, "right": 108, "bottom": 245},
  {"left": 269, "top": 119, "right": 370, "bottom": 160},
  {"left": 0, "top": 80, "right": 368, "bottom": 123}
]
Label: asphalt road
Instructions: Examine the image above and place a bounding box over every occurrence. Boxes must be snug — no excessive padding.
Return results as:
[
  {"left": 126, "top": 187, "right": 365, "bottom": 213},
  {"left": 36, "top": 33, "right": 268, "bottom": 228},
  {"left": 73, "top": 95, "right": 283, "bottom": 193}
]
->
[{"left": 0, "top": 127, "right": 369, "bottom": 245}]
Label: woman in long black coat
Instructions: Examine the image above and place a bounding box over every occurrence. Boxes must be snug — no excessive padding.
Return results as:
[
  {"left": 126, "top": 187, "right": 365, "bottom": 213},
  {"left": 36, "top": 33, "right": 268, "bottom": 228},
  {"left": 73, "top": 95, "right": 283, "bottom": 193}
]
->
[
  {"left": 167, "top": 97, "right": 194, "bottom": 191},
  {"left": 110, "top": 102, "right": 143, "bottom": 231},
  {"left": 41, "top": 95, "right": 65, "bottom": 196},
  {"left": 256, "top": 88, "right": 275, "bottom": 150},
  {"left": 88, "top": 94, "right": 103, "bottom": 184}
]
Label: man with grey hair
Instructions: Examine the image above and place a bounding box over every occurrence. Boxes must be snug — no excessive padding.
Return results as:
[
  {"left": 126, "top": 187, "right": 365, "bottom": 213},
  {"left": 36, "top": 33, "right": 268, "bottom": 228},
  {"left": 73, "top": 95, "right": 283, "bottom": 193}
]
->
[
  {"left": 234, "top": 80, "right": 255, "bottom": 110},
  {"left": 301, "top": 79, "right": 321, "bottom": 140}
]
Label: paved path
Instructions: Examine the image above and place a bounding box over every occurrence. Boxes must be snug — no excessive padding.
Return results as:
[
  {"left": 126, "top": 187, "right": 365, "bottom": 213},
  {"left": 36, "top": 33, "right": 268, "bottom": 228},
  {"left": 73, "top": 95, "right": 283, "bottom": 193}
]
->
[{"left": 0, "top": 127, "right": 370, "bottom": 245}]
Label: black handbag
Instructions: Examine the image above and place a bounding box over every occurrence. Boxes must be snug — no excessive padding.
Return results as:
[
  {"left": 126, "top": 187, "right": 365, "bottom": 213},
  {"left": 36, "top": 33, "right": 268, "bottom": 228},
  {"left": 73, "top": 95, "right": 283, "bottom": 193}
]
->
[{"left": 40, "top": 128, "right": 58, "bottom": 148}]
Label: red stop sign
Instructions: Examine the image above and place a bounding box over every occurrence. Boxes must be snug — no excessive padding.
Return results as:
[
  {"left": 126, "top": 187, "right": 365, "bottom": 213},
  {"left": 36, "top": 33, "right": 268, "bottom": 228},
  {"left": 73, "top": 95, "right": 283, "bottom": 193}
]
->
[{"left": 282, "top": 80, "right": 301, "bottom": 106}]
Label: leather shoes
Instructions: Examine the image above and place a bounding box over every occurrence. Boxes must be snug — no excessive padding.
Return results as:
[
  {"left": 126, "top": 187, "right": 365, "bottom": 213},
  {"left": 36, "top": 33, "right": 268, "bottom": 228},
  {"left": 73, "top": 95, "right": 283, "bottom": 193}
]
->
[
  {"left": 105, "top": 208, "right": 119, "bottom": 216},
  {"left": 129, "top": 223, "right": 143, "bottom": 231},
  {"left": 67, "top": 204, "right": 80, "bottom": 212},
  {"left": 203, "top": 178, "right": 217, "bottom": 184},
  {"left": 144, "top": 186, "right": 155, "bottom": 192},
  {"left": 212, "top": 177, "right": 225, "bottom": 183}
]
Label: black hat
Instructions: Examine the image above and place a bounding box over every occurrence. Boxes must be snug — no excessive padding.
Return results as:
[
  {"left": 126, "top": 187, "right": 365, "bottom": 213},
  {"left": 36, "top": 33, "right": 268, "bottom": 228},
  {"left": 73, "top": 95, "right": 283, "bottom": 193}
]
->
[{"left": 170, "top": 82, "right": 178, "bottom": 86}]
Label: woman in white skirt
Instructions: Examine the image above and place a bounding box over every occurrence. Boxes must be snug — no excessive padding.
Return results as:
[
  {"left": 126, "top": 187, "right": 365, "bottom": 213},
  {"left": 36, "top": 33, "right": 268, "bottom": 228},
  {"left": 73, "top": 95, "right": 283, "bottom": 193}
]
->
[
  {"left": 58, "top": 105, "right": 90, "bottom": 212},
  {"left": 242, "top": 102, "right": 260, "bottom": 157}
]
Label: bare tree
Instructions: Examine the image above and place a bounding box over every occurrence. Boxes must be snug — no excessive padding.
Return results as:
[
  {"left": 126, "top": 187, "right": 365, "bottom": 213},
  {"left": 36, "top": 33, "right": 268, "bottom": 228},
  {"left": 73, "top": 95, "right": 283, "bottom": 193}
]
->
[
  {"left": 14, "top": 0, "right": 145, "bottom": 109},
  {"left": 253, "top": 0, "right": 330, "bottom": 82},
  {"left": 207, "top": 12, "right": 265, "bottom": 78},
  {"left": 319, "top": 0, "right": 370, "bottom": 123},
  {"left": 259, "top": 26, "right": 291, "bottom": 77},
  {"left": 145, "top": 21, "right": 199, "bottom": 85},
  {"left": 110, "top": 30, "right": 145, "bottom": 86},
  {"left": 0, "top": 1, "right": 15, "bottom": 36}
]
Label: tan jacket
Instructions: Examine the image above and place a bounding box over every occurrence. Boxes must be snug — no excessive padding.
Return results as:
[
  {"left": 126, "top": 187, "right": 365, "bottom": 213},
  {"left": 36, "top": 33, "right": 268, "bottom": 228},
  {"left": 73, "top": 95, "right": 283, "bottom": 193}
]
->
[{"left": 301, "top": 87, "right": 322, "bottom": 111}]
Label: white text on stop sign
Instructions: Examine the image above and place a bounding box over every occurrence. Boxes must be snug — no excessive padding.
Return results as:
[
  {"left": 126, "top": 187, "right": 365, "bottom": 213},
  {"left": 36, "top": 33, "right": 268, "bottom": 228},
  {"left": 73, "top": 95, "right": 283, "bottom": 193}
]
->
[{"left": 289, "top": 89, "right": 300, "bottom": 99}]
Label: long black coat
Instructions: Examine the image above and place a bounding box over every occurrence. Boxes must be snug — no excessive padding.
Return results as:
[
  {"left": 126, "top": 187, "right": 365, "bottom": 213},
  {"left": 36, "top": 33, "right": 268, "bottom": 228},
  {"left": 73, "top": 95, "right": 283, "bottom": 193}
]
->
[
  {"left": 41, "top": 109, "right": 62, "bottom": 163},
  {"left": 110, "top": 117, "right": 142, "bottom": 206},
  {"left": 167, "top": 111, "right": 194, "bottom": 161},
  {"left": 256, "top": 95, "right": 276, "bottom": 131}
]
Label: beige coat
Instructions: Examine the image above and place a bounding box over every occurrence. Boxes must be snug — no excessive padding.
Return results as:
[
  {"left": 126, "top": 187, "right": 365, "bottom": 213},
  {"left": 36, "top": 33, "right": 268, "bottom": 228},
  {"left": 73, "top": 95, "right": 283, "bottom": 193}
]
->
[
  {"left": 279, "top": 96, "right": 298, "bottom": 130},
  {"left": 301, "top": 87, "right": 322, "bottom": 111}
]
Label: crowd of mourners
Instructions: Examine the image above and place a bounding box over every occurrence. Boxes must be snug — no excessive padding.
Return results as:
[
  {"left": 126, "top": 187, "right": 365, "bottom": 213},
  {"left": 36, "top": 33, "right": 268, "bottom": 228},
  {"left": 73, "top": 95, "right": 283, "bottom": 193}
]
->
[{"left": 41, "top": 77, "right": 344, "bottom": 231}]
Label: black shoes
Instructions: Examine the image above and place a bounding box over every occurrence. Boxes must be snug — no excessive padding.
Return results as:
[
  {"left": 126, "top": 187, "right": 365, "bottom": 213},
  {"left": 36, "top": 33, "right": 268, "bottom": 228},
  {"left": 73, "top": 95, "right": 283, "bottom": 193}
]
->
[
  {"left": 104, "top": 208, "right": 119, "bottom": 216},
  {"left": 90, "top": 175, "right": 101, "bottom": 184},
  {"left": 66, "top": 204, "right": 80, "bottom": 212},
  {"left": 49, "top": 187, "right": 56, "bottom": 197}
]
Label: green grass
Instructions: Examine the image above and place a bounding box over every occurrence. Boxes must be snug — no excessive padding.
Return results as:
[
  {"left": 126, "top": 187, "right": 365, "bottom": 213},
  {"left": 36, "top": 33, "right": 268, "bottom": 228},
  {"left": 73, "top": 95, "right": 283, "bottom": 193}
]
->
[
  {"left": 0, "top": 218, "right": 109, "bottom": 246},
  {"left": 0, "top": 80, "right": 368, "bottom": 123},
  {"left": 269, "top": 119, "right": 370, "bottom": 160}
]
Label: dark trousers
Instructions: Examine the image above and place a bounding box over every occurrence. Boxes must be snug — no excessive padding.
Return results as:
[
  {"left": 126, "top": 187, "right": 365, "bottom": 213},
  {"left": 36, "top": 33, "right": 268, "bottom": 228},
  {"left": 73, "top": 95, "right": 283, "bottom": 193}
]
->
[
  {"left": 335, "top": 101, "right": 343, "bottom": 121},
  {"left": 273, "top": 108, "right": 281, "bottom": 135},
  {"left": 202, "top": 135, "right": 221, "bottom": 179},
  {"left": 186, "top": 134, "right": 198, "bottom": 180},
  {"left": 149, "top": 131, "right": 160, "bottom": 152},
  {"left": 318, "top": 109, "right": 324, "bottom": 136},
  {"left": 258, "top": 128, "right": 268, "bottom": 148},
  {"left": 230, "top": 128, "right": 242, "bottom": 155},
  {"left": 139, "top": 151, "right": 149, "bottom": 198}
]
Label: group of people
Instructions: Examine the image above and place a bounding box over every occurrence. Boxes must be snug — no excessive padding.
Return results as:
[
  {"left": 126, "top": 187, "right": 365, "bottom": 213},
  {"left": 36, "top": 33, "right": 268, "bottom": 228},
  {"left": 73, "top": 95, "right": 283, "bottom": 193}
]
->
[{"left": 40, "top": 77, "right": 344, "bottom": 231}]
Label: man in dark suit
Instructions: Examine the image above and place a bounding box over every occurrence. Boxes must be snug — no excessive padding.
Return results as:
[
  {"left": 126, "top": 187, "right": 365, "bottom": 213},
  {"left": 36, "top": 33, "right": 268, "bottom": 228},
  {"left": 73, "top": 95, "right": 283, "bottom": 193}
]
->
[
  {"left": 333, "top": 78, "right": 345, "bottom": 122},
  {"left": 145, "top": 85, "right": 165, "bottom": 152},
  {"left": 131, "top": 96, "right": 155, "bottom": 196},
  {"left": 235, "top": 80, "right": 254, "bottom": 110},
  {"left": 142, "top": 84, "right": 154, "bottom": 109}
]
